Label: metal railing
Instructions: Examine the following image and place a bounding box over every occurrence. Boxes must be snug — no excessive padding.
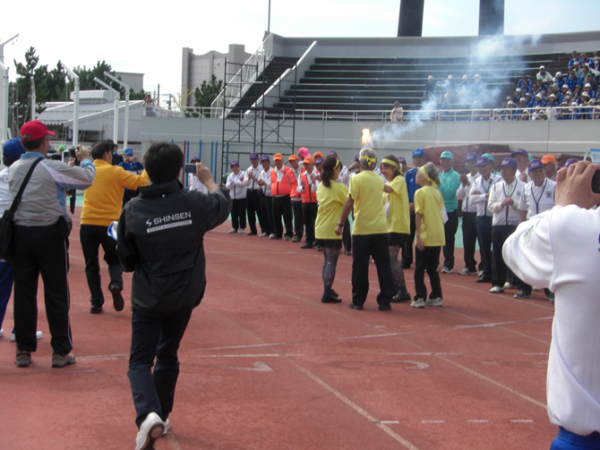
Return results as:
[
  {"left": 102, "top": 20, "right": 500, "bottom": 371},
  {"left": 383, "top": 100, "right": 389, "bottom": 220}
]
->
[{"left": 144, "top": 106, "right": 224, "bottom": 118}]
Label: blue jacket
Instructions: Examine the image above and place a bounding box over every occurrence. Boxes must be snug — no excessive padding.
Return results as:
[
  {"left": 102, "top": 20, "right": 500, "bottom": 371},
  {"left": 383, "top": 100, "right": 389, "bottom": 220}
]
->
[
  {"left": 405, "top": 167, "right": 421, "bottom": 214},
  {"left": 517, "top": 78, "right": 532, "bottom": 91},
  {"left": 566, "top": 77, "right": 579, "bottom": 91},
  {"left": 119, "top": 161, "right": 145, "bottom": 191}
]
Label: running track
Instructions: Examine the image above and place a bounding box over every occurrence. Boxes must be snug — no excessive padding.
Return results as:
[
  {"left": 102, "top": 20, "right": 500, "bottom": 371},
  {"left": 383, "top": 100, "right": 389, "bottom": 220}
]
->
[{"left": 0, "top": 211, "right": 556, "bottom": 449}]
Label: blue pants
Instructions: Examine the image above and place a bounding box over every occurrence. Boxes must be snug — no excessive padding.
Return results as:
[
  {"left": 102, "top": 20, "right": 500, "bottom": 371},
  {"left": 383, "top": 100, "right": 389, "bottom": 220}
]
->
[
  {"left": 476, "top": 215, "right": 493, "bottom": 280},
  {"left": 0, "top": 260, "right": 15, "bottom": 330},
  {"left": 551, "top": 427, "right": 600, "bottom": 449}
]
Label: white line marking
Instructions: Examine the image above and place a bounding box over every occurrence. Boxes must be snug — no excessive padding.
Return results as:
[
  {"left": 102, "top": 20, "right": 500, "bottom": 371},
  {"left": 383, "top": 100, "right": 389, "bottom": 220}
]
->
[
  {"left": 422, "top": 420, "right": 444, "bottom": 423},
  {"left": 288, "top": 359, "right": 420, "bottom": 450},
  {"left": 214, "top": 362, "right": 273, "bottom": 372},
  {"left": 454, "top": 317, "right": 553, "bottom": 329},
  {"left": 511, "top": 419, "right": 534, "bottom": 423},
  {"left": 378, "top": 421, "right": 400, "bottom": 424},
  {"left": 186, "top": 353, "right": 300, "bottom": 358},
  {"left": 380, "top": 360, "right": 430, "bottom": 370},
  {"left": 468, "top": 420, "right": 489, "bottom": 423}
]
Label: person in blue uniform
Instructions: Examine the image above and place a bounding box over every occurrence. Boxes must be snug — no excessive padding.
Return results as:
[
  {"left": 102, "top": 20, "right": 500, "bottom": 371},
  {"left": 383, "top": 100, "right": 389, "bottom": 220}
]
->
[
  {"left": 401, "top": 148, "right": 426, "bottom": 269},
  {"left": 119, "top": 148, "right": 145, "bottom": 206}
]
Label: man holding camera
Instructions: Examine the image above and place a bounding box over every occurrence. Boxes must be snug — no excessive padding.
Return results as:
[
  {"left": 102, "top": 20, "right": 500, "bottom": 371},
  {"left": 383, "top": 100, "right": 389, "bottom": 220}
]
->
[
  {"left": 116, "top": 142, "right": 231, "bottom": 449},
  {"left": 503, "top": 161, "right": 600, "bottom": 450},
  {"left": 80, "top": 140, "right": 149, "bottom": 314},
  {"left": 9, "top": 120, "right": 96, "bottom": 368}
]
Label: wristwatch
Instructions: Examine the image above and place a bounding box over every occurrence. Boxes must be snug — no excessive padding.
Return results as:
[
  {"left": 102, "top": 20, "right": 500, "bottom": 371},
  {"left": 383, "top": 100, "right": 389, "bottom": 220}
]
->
[{"left": 337, "top": 222, "right": 343, "bottom": 227}]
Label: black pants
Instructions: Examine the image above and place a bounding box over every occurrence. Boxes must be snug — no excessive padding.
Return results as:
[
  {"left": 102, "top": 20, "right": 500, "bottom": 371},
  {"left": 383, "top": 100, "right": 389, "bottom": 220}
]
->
[
  {"left": 292, "top": 200, "right": 304, "bottom": 240},
  {"left": 492, "top": 225, "right": 525, "bottom": 288},
  {"left": 231, "top": 198, "right": 247, "bottom": 231},
  {"left": 443, "top": 210, "right": 458, "bottom": 270},
  {"left": 13, "top": 223, "right": 72, "bottom": 354},
  {"left": 246, "top": 190, "right": 263, "bottom": 234},
  {"left": 80, "top": 224, "right": 123, "bottom": 307},
  {"left": 122, "top": 189, "right": 137, "bottom": 207},
  {"left": 351, "top": 234, "right": 395, "bottom": 306},
  {"left": 401, "top": 214, "right": 416, "bottom": 267},
  {"left": 128, "top": 306, "right": 194, "bottom": 428},
  {"left": 462, "top": 212, "right": 478, "bottom": 272},
  {"left": 260, "top": 195, "right": 274, "bottom": 235},
  {"left": 414, "top": 246, "right": 442, "bottom": 300},
  {"left": 272, "top": 195, "right": 293, "bottom": 239},
  {"left": 342, "top": 218, "right": 352, "bottom": 252},
  {"left": 476, "top": 215, "right": 493, "bottom": 280},
  {"left": 302, "top": 202, "right": 318, "bottom": 245}
]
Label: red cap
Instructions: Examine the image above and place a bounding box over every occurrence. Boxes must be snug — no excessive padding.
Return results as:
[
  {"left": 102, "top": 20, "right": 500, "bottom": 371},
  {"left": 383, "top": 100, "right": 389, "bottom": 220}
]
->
[{"left": 20, "top": 120, "right": 56, "bottom": 141}]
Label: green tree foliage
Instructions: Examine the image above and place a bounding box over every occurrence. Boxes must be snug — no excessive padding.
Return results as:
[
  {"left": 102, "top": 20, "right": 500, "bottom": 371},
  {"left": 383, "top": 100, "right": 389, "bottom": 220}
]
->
[{"left": 194, "top": 75, "right": 223, "bottom": 108}]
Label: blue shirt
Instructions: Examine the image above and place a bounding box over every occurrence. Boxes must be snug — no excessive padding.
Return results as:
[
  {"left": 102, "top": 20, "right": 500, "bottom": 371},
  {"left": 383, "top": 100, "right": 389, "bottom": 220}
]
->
[
  {"left": 405, "top": 167, "right": 421, "bottom": 215},
  {"left": 119, "top": 161, "right": 144, "bottom": 191}
]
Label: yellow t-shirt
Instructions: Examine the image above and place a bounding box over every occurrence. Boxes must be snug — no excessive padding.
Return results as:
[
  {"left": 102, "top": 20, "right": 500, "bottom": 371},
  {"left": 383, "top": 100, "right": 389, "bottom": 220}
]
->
[
  {"left": 349, "top": 170, "right": 388, "bottom": 235},
  {"left": 315, "top": 180, "right": 348, "bottom": 240},
  {"left": 385, "top": 175, "right": 410, "bottom": 234},
  {"left": 414, "top": 185, "right": 445, "bottom": 246}
]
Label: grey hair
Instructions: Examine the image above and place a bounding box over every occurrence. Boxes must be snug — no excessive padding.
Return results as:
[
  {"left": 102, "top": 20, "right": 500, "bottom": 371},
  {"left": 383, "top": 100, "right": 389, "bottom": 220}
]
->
[
  {"left": 422, "top": 162, "right": 439, "bottom": 181},
  {"left": 359, "top": 148, "right": 377, "bottom": 169}
]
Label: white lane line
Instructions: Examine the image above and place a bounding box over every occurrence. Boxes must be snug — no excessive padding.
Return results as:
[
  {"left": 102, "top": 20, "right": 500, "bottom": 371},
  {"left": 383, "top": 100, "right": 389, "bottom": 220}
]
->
[
  {"left": 511, "top": 419, "right": 534, "bottom": 423},
  {"left": 468, "top": 420, "right": 488, "bottom": 423},
  {"left": 454, "top": 317, "right": 553, "bottom": 330},
  {"left": 287, "top": 359, "right": 420, "bottom": 450},
  {"left": 422, "top": 420, "right": 444, "bottom": 423},
  {"left": 188, "top": 342, "right": 285, "bottom": 352},
  {"left": 377, "top": 421, "right": 400, "bottom": 424},
  {"left": 186, "top": 353, "right": 301, "bottom": 358},
  {"left": 435, "top": 355, "right": 547, "bottom": 409}
]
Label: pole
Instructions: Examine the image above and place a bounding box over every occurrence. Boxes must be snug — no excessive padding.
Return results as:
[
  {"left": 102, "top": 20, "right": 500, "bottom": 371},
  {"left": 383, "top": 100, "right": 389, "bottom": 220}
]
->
[
  {"left": 157, "top": 84, "right": 160, "bottom": 107},
  {"left": 0, "top": 34, "right": 19, "bottom": 64},
  {"left": 94, "top": 78, "right": 120, "bottom": 145},
  {"left": 268, "top": 0, "right": 271, "bottom": 33},
  {"left": 215, "top": 142, "right": 219, "bottom": 182},
  {"left": 103, "top": 72, "right": 130, "bottom": 150},
  {"left": 30, "top": 75, "right": 36, "bottom": 121},
  {"left": 62, "top": 64, "right": 79, "bottom": 147},
  {"left": 0, "top": 62, "right": 7, "bottom": 146},
  {"left": 199, "top": 141, "right": 202, "bottom": 163},
  {"left": 210, "top": 141, "right": 214, "bottom": 180}
]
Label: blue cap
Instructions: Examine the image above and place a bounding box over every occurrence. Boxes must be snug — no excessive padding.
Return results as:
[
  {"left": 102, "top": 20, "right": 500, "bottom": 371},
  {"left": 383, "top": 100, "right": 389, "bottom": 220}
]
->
[
  {"left": 190, "top": 156, "right": 200, "bottom": 163},
  {"left": 2, "top": 138, "right": 26, "bottom": 160},
  {"left": 528, "top": 159, "right": 544, "bottom": 171},
  {"left": 466, "top": 152, "right": 479, "bottom": 162},
  {"left": 230, "top": 160, "right": 239, "bottom": 167},
  {"left": 565, "top": 158, "right": 579, "bottom": 168},
  {"left": 476, "top": 157, "right": 492, "bottom": 166},
  {"left": 481, "top": 153, "right": 495, "bottom": 164},
  {"left": 124, "top": 148, "right": 133, "bottom": 155},
  {"left": 249, "top": 152, "right": 259, "bottom": 159},
  {"left": 510, "top": 148, "right": 529, "bottom": 158},
  {"left": 497, "top": 157, "right": 518, "bottom": 169},
  {"left": 328, "top": 151, "right": 338, "bottom": 156},
  {"left": 440, "top": 151, "right": 454, "bottom": 160},
  {"left": 412, "top": 148, "right": 425, "bottom": 158},
  {"left": 398, "top": 157, "right": 406, "bottom": 164},
  {"left": 354, "top": 153, "right": 360, "bottom": 161},
  {"left": 315, "top": 157, "right": 324, "bottom": 164},
  {"left": 260, "top": 155, "right": 269, "bottom": 162}
]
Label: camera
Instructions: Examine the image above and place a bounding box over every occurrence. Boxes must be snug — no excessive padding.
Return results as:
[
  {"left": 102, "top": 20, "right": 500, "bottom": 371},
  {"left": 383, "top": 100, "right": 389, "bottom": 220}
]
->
[
  {"left": 184, "top": 164, "right": 197, "bottom": 174},
  {"left": 592, "top": 170, "right": 600, "bottom": 194}
]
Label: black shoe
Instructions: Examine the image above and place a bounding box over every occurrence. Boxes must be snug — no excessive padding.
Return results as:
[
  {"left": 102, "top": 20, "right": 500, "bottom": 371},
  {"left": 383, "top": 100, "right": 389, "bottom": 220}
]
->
[
  {"left": 316, "top": 246, "right": 322, "bottom": 252},
  {"left": 247, "top": 231, "right": 257, "bottom": 236},
  {"left": 475, "top": 277, "right": 492, "bottom": 283},
  {"left": 348, "top": 303, "right": 363, "bottom": 310},
  {"left": 321, "top": 294, "right": 342, "bottom": 303},
  {"left": 330, "top": 289, "right": 340, "bottom": 299},
  {"left": 514, "top": 290, "right": 532, "bottom": 299},
  {"left": 401, "top": 264, "right": 411, "bottom": 269},
  {"left": 90, "top": 304, "right": 103, "bottom": 314},
  {"left": 292, "top": 236, "right": 300, "bottom": 243},
  {"left": 345, "top": 250, "right": 352, "bottom": 256},
  {"left": 301, "top": 243, "right": 313, "bottom": 249},
  {"left": 110, "top": 284, "right": 124, "bottom": 312},
  {"left": 391, "top": 291, "right": 412, "bottom": 303},
  {"left": 378, "top": 304, "right": 391, "bottom": 311}
]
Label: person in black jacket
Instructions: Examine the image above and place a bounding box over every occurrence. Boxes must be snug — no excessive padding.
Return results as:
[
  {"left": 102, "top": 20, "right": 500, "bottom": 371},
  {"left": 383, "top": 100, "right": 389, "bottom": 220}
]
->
[{"left": 116, "top": 142, "right": 231, "bottom": 450}]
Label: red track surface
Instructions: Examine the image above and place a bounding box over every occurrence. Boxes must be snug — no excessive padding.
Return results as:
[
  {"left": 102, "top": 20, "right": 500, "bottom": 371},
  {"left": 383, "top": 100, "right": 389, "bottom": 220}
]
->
[{"left": 0, "top": 210, "right": 556, "bottom": 449}]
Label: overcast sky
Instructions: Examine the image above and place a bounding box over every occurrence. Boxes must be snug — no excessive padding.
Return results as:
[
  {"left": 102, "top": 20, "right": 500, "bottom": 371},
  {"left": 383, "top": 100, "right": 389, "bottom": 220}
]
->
[{"left": 2, "top": 0, "right": 599, "bottom": 99}]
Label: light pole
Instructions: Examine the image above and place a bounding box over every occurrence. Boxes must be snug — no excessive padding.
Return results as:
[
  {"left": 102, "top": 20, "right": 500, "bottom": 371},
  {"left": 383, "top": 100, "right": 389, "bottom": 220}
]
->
[
  {"left": 62, "top": 64, "right": 80, "bottom": 147},
  {"left": 0, "top": 34, "right": 19, "bottom": 146},
  {"left": 94, "top": 78, "right": 120, "bottom": 144},
  {"left": 268, "top": 0, "right": 271, "bottom": 32},
  {"left": 103, "top": 72, "right": 129, "bottom": 150}
]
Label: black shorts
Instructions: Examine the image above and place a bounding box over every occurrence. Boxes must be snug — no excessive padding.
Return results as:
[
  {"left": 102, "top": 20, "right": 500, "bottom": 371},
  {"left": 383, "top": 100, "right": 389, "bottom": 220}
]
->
[
  {"left": 388, "top": 232, "right": 409, "bottom": 246},
  {"left": 316, "top": 239, "right": 342, "bottom": 249}
]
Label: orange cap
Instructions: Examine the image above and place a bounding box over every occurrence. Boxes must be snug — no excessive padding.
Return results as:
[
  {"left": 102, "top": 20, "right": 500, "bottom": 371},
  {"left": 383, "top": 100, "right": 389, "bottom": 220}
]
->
[
  {"left": 303, "top": 156, "right": 315, "bottom": 164},
  {"left": 287, "top": 154, "right": 298, "bottom": 162},
  {"left": 273, "top": 153, "right": 283, "bottom": 161},
  {"left": 541, "top": 155, "right": 556, "bottom": 164},
  {"left": 313, "top": 152, "right": 324, "bottom": 160}
]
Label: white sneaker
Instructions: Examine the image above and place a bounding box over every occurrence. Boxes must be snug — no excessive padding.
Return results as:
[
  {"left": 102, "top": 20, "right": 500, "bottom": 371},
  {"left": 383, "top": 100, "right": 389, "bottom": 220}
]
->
[
  {"left": 10, "top": 331, "right": 43, "bottom": 342},
  {"left": 490, "top": 286, "right": 504, "bottom": 294},
  {"left": 410, "top": 298, "right": 426, "bottom": 308},
  {"left": 503, "top": 282, "right": 517, "bottom": 290},
  {"left": 238, "top": 229, "right": 245, "bottom": 234},
  {"left": 228, "top": 229, "right": 237, "bottom": 234},
  {"left": 162, "top": 418, "right": 170, "bottom": 436},
  {"left": 457, "top": 268, "right": 477, "bottom": 276},
  {"left": 259, "top": 232, "right": 268, "bottom": 238},
  {"left": 0, "top": 329, "right": 3, "bottom": 338},
  {"left": 441, "top": 267, "right": 453, "bottom": 274},
  {"left": 478, "top": 270, "right": 484, "bottom": 277},
  {"left": 135, "top": 412, "right": 165, "bottom": 450},
  {"left": 425, "top": 298, "right": 442, "bottom": 307}
]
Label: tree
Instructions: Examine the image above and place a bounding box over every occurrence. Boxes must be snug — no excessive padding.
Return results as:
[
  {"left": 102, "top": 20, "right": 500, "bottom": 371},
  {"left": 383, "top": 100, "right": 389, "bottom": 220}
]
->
[{"left": 194, "top": 75, "right": 223, "bottom": 108}]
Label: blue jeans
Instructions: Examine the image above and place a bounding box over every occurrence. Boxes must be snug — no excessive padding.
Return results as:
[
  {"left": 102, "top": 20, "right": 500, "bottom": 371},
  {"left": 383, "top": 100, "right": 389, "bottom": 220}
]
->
[
  {"left": 128, "top": 306, "right": 194, "bottom": 427},
  {"left": 551, "top": 427, "right": 600, "bottom": 449},
  {"left": 0, "top": 260, "right": 15, "bottom": 330}
]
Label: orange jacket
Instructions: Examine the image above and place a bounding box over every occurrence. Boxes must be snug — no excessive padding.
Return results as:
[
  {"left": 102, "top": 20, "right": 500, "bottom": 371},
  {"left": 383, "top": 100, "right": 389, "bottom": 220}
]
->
[
  {"left": 299, "top": 171, "right": 318, "bottom": 203},
  {"left": 289, "top": 167, "right": 303, "bottom": 198},
  {"left": 271, "top": 166, "right": 293, "bottom": 196}
]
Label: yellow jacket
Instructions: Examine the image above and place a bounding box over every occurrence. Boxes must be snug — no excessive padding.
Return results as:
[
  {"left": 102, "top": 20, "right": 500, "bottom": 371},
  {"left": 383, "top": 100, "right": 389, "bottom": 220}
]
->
[{"left": 80, "top": 159, "right": 149, "bottom": 226}]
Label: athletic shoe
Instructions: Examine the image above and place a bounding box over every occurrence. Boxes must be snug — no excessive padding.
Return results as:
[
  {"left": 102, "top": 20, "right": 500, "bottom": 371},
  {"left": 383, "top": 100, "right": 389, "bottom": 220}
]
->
[
  {"left": 345, "top": 250, "right": 352, "bottom": 256},
  {"left": 479, "top": 270, "right": 484, "bottom": 277},
  {"left": 268, "top": 233, "right": 279, "bottom": 240},
  {"left": 238, "top": 229, "right": 245, "bottom": 234},
  {"left": 321, "top": 294, "right": 342, "bottom": 303},
  {"left": 135, "top": 412, "right": 165, "bottom": 450},
  {"left": 391, "top": 292, "right": 412, "bottom": 303},
  {"left": 15, "top": 347, "right": 31, "bottom": 368},
  {"left": 330, "top": 289, "right": 340, "bottom": 299},
  {"left": 425, "top": 298, "right": 443, "bottom": 307},
  {"left": 292, "top": 236, "right": 300, "bottom": 243},
  {"left": 228, "top": 229, "right": 237, "bottom": 234},
  {"left": 378, "top": 304, "right": 391, "bottom": 311},
  {"left": 410, "top": 298, "right": 425, "bottom": 308},
  {"left": 110, "top": 284, "right": 124, "bottom": 312},
  {"left": 490, "top": 286, "right": 504, "bottom": 293},
  {"left": 441, "top": 267, "right": 453, "bottom": 274},
  {"left": 546, "top": 292, "right": 555, "bottom": 303},
  {"left": 259, "top": 232, "right": 268, "bottom": 237},
  {"left": 316, "top": 246, "right": 322, "bottom": 252},
  {"left": 90, "top": 304, "right": 103, "bottom": 314},
  {"left": 458, "top": 268, "right": 478, "bottom": 276},
  {"left": 300, "top": 243, "right": 313, "bottom": 249},
  {"left": 247, "top": 231, "right": 257, "bottom": 236},
  {"left": 283, "top": 235, "right": 292, "bottom": 242},
  {"left": 52, "top": 352, "right": 76, "bottom": 368},
  {"left": 503, "top": 282, "right": 517, "bottom": 290},
  {"left": 514, "top": 290, "right": 532, "bottom": 299},
  {"left": 162, "top": 418, "right": 170, "bottom": 436},
  {"left": 11, "top": 331, "right": 43, "bottom": 342},
  {"left": 348, "top": 303, "right": 363, "bottom": 310},
  {"left": 475, "top": 277, "right": 491, "bottom": 283}
]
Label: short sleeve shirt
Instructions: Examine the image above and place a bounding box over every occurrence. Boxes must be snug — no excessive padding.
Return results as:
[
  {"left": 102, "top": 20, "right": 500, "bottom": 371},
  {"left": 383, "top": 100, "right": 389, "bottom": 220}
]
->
[
  {"left": 349, "top": 171, "right": 388, "bottom": 235},
  {"left": 315, "top": 180, "right": 348, "bottom": 240},
  {"left": 414, "top": 186, "right": 445, "bottom": 246},
  {"left": 385, "top": 176, "right": 410, "bottom": 234}
]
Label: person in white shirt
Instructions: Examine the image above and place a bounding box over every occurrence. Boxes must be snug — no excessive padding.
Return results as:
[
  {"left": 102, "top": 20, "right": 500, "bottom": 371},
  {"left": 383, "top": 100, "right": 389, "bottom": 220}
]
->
[
  {"left": 456, "top": 152, "right": 481, "bottom": 276},
  {"left": 536, "top": 65, "right": 554, "bottom": 85},
  {"left": 469, "top": 156, "right": 501, "bottom": 283},
  {"left": 511, "top": 148, "right": 531, "bottom": 183},
  {"left": 390, "top": 101, "right": 403, "bottom": 122},
  {"left": 503, "top": 160, "right": 600, "bottom": 450},
  {"left": 487, "top": 157, "right": 526, "bottom": 294},
  {"left": 256, "top": 155, "right": 274, "bottom": 237},
  {"left": 188, "top": 156, "right": 208, "bottom": 194},
  {"left": 243, "top": 152, "right": 264, "bottom": 236},
  {"left": 225, "top": 161, "right": 247, "bottom": 234},
  {"left": 517, "top": 159, "right": 556, "bottom": 301}
]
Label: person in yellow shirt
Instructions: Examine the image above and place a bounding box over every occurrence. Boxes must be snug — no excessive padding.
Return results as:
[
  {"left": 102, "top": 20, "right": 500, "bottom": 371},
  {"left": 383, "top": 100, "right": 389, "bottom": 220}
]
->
[
  {"left": 315, "top": 156, "right": 347, "bottom": 303},
  {"left": 335, "top": 148, "right": 395, "bottom": 311},
  {"left": 80, "top": 141, "right": 149, "bottom": 314},
  {"left": 412, "top": 162, "right": 445, "bottom": 308},
  {"left": 381, "top": 155, "right": 411, "bottom": 302}
]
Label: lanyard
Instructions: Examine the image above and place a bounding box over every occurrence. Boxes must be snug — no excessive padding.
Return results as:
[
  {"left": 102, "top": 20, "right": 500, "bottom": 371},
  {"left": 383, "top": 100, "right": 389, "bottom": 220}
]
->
[
  {"left": 503, "top": 180, "right": 518, "bottom": 224},
  {"left": 481, "top": 176, "right": 494, "bottom": 216},
  {"left": 531, "top": 179, "right": 547, "bottom": 215},
  {"left": 250, "top": 166, "right": 258, "bottom": 189}
]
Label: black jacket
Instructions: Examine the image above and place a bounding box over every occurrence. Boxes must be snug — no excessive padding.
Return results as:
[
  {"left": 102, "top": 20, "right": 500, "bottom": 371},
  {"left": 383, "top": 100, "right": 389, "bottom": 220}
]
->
[{"left": 116, "top": 180, "right": 231, "bottom": 317}]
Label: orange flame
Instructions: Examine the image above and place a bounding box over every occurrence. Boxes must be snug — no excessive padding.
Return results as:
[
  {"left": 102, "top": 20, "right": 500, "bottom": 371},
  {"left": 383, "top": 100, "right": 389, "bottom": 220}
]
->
[{"left": 361, "top": 128, "right": 370, "bottom": 144}]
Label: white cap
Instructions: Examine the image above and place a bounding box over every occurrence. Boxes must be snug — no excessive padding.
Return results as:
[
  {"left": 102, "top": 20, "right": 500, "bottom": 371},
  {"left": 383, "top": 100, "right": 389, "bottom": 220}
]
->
[
  {"left": 571, "top": 102, "right": 578, "bottom": 105},
  {"left": 540, "top": 65, "right": 546, "bottom": 69},
  {"left": 519, "top": 97, "right": 526, "bottom": 102},
  {"left": 535, "top": 93, "right": 542, "bottom": 99},
  {"left": 582, "top": 92, "right": 590, "bottom": 97},
  {"left": 555, "top": 71, "right": 562, "bottom": 76},
  {"left": 448, "top": 75, "right": 453, "bottom": 79},
  {"left": 516, "top": 87, "right": 522, "bottom": 92},
  {"left": 474, "top": 74, "right": 480, "bottom": 78},
  {"left": 508, "top": 100, "right": 514, "bottom": 105},
  {"left": 525, "top": 92, "right": 532, "bottom": 96},
  {"left": 428, "top": 75, "right": 433, "bottom": 80},
  {"left": 462, "top": 75, "right": 468, "bottom": 80},
  {"left": 549, "top": 94, "right": 556, "bottom": 98},
  {"left": 562, "top": 84, "right": 569, "bottom": 89},
  {"left": 585, "top": 83, "right": 592, "bottom": 88}
]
